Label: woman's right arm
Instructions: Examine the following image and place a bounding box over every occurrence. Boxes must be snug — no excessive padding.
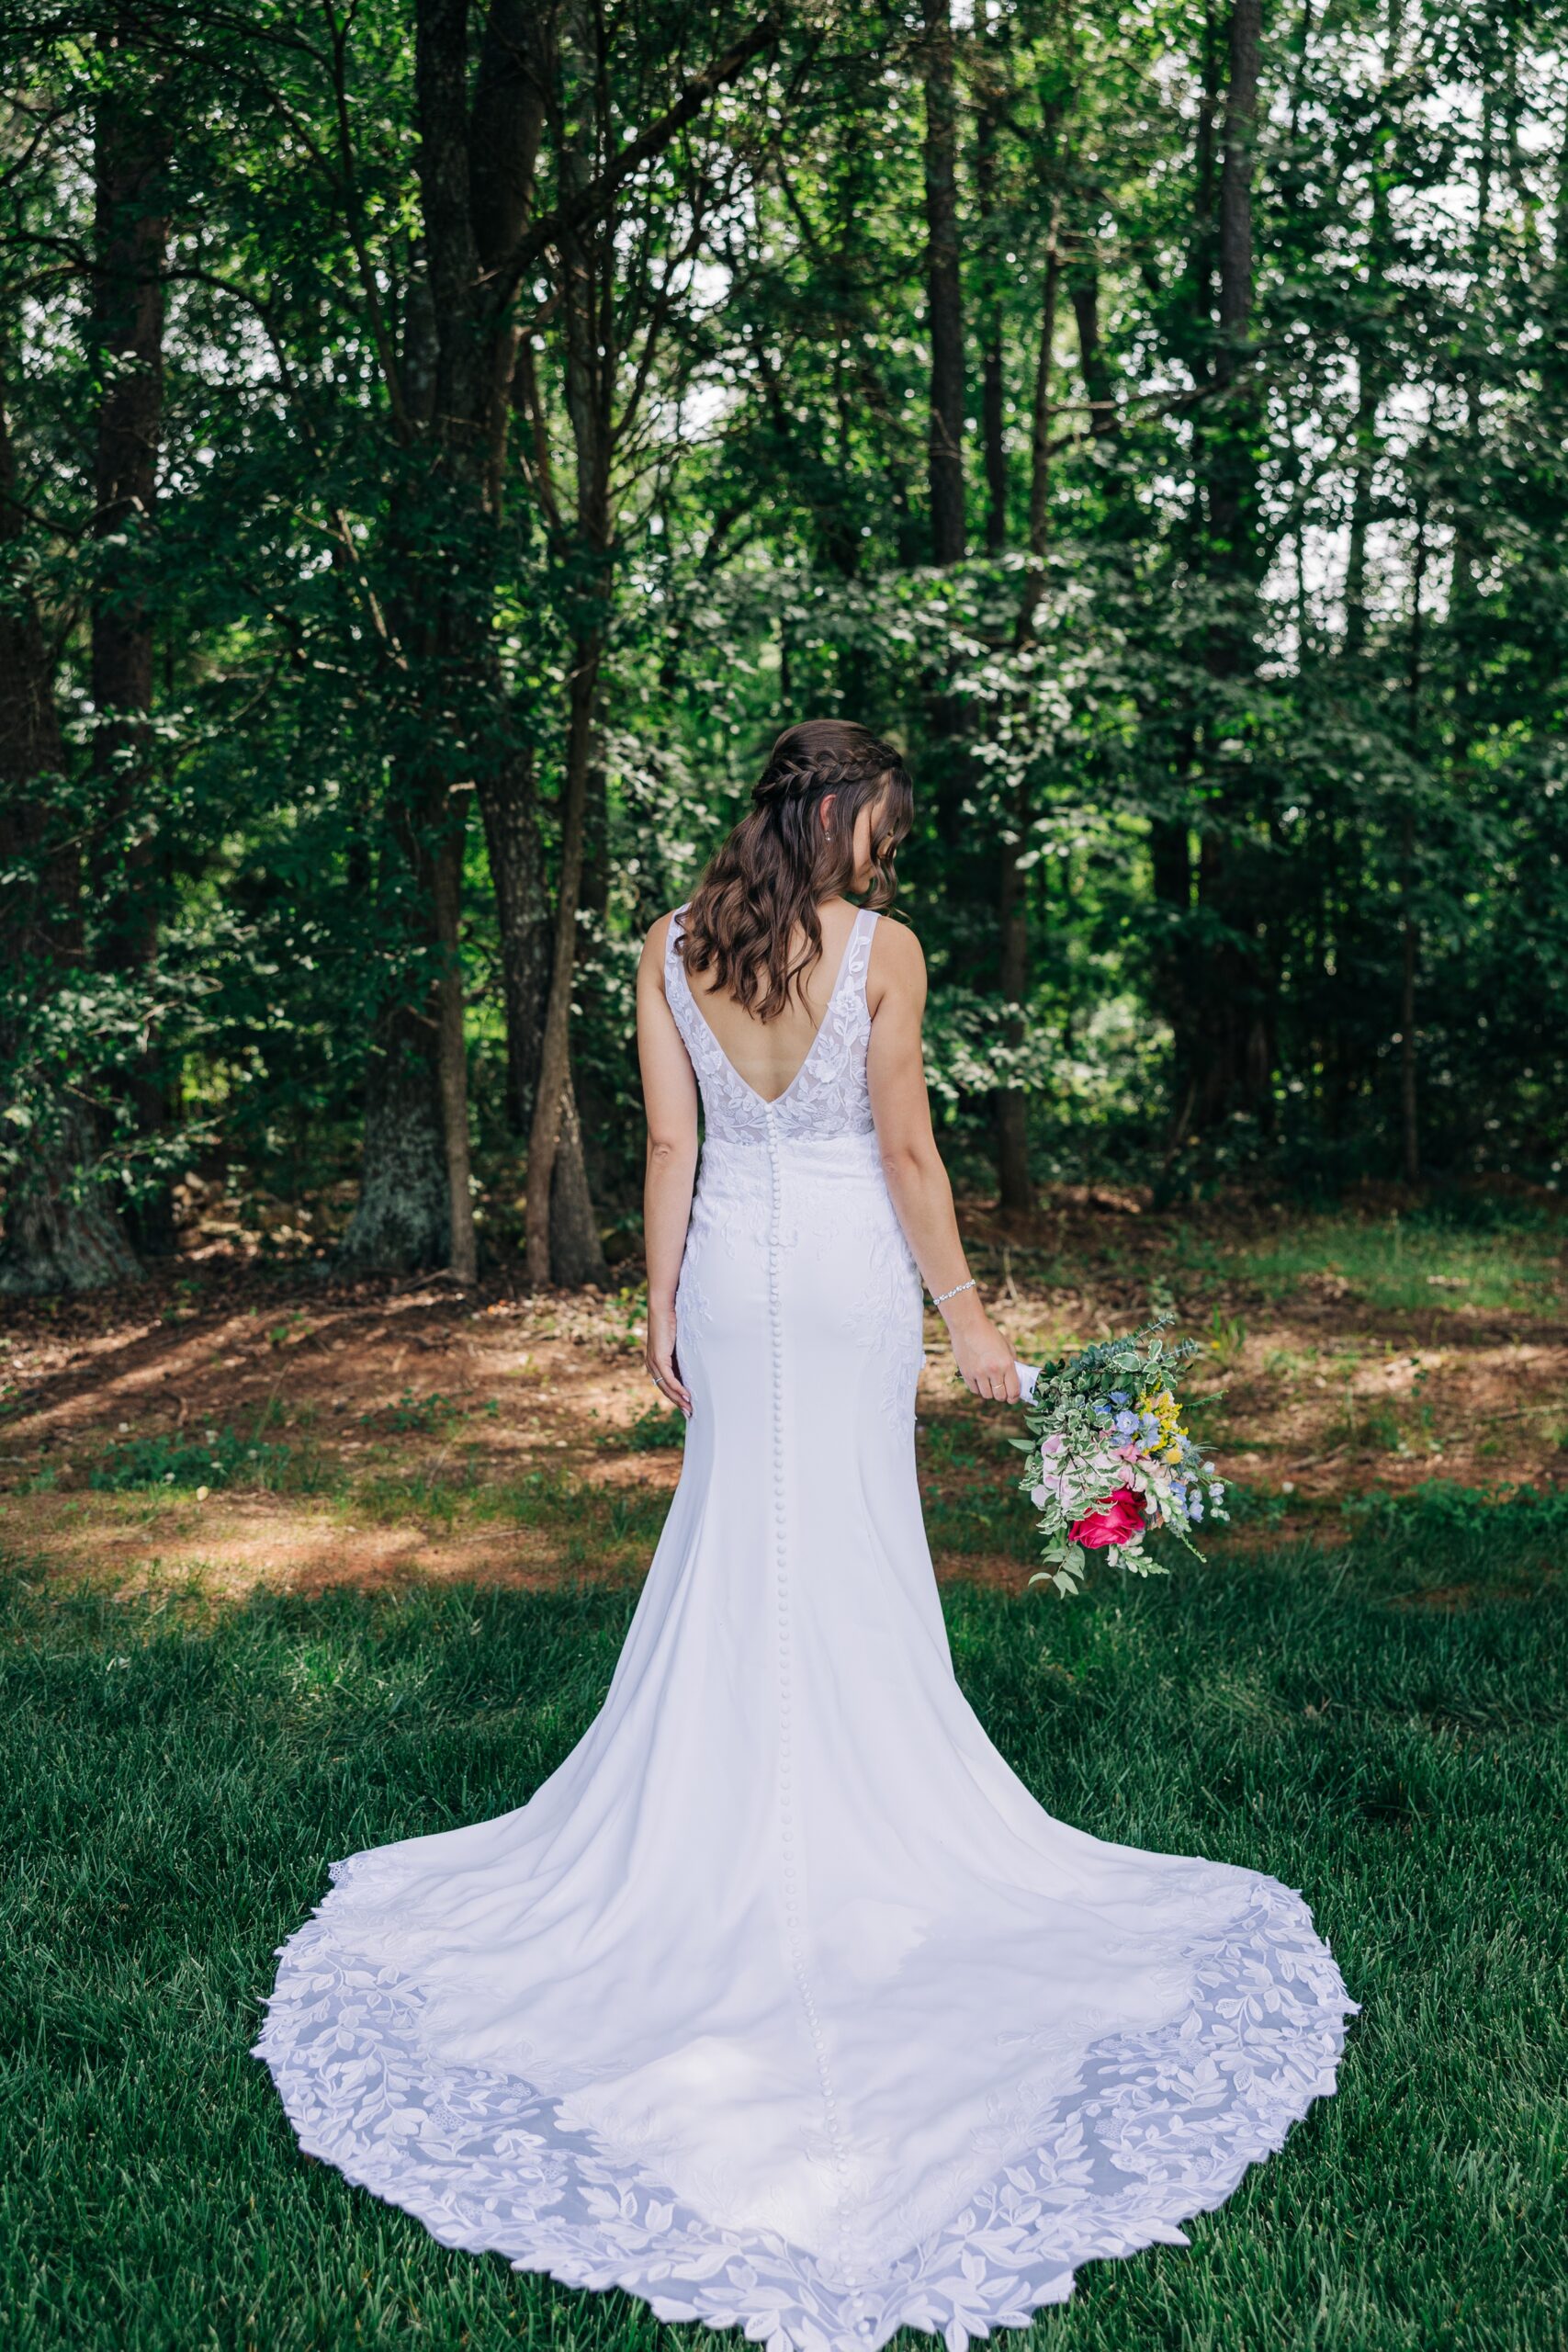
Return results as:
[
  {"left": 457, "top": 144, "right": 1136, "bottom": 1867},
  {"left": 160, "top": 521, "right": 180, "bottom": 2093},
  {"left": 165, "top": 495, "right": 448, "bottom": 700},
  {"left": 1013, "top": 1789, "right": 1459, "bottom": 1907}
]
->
[
  {"left": 865, "top": 922, "right": 1020, "bottom": 1404},
  {"left": 636, "top": 916, "right": 701, "bottom": 1415}
]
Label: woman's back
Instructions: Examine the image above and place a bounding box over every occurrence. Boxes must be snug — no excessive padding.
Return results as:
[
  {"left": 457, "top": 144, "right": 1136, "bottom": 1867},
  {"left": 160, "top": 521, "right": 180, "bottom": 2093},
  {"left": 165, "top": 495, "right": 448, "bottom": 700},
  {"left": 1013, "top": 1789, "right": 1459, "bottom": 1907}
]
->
[
  {"left": 661, "top": 899, "right": 881, "bottom": 1146},
  {"left": 667, "top": 897, "right": 863, "bottom": 1106}
]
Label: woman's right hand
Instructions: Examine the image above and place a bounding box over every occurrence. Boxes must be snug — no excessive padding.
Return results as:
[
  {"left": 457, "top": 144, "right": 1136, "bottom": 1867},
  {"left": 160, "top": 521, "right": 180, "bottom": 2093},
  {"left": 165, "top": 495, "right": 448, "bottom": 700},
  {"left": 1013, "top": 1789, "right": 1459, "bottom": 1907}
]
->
[
  {"left": 645, "top": 1298, "right": 693, "bottom": 1417},
  {"left": 947, "top": 1302, "right": 1021, "bottom": 1403}
]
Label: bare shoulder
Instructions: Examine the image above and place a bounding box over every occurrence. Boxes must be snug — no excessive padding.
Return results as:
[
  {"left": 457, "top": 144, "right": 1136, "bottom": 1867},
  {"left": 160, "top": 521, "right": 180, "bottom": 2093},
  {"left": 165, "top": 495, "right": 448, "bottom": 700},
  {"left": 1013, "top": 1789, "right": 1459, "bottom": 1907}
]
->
[
  {"left": 639, "top": 910, "right": 677, "bottom": 978},
  {"left": 867, "top": 913, "right": 926, "bottom": 1012}
]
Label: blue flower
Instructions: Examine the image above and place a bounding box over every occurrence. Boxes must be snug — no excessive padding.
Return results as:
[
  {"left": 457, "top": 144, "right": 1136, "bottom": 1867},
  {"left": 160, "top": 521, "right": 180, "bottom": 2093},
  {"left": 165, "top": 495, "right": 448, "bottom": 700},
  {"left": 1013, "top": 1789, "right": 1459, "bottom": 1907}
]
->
[
  {"left": 1114, "top": 1410, "right": 1140, "bottom": 1437},
  {"left": 1190, "top": 1498, "right": 1203, "bottom": 1521},
  {"left": 1110, "top": 1390, "right": 1130, "bottom": 1407}
]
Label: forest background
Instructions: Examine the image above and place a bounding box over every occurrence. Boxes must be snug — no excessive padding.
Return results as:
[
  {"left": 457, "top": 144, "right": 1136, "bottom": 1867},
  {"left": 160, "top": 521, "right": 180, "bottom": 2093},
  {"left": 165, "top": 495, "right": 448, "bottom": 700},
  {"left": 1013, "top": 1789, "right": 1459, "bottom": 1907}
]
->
[
  {"left": 2, "top": 0, "right": 1565, "bottom": 1295},
  {"left": 6, "top": 19, "right": 1567, "bottom": 2341}
]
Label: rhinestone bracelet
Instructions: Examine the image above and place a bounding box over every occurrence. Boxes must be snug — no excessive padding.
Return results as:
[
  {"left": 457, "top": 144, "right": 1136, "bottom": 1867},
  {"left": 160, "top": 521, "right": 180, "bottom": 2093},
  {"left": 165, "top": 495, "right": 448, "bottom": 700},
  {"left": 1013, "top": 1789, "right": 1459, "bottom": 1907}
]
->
[{"left": 931, "top": 1277, "right": 977, "bottom": 1306}]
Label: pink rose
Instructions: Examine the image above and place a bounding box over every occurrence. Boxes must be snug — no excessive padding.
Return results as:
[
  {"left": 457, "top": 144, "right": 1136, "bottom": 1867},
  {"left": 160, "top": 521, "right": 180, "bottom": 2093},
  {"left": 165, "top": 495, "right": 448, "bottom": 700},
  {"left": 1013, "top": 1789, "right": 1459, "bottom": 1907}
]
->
[{"left": 1069, "top": 1487, "right": 1146, "bottom": 1551}]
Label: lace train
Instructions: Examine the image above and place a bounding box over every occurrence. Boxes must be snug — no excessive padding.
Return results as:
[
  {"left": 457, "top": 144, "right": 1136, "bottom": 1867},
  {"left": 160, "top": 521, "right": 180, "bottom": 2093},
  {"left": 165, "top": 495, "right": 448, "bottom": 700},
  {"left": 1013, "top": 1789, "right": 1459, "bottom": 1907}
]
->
[{"left": 254, "top": 1860, "right": 1356, "bottom": 2352}]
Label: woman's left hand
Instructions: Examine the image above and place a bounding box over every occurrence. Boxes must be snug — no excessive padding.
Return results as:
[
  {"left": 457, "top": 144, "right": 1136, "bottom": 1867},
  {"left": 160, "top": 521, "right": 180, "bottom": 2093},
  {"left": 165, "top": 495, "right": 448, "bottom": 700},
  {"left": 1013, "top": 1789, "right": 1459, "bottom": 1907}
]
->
[
  {"left": 948, "top": 1306, "right": 1021, "bottom": 1403},
  {"left": 645, "top": 1299, "right": 693, "bottom": 1417}
]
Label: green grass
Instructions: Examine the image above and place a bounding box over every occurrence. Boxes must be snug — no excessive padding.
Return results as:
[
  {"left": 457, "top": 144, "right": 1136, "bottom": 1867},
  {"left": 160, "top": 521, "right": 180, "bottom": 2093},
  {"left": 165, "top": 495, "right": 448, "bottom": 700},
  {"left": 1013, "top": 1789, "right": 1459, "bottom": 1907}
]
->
[
  {"left": 1021, "top": 1202, "right": 1565, "bottom": 1320},
  {"left": 3, "top": 1498, "right": 1566, "bottom": 2351},
  {"left": 1230, "top": 1209, "right": 1563, "bottom": 1316}
]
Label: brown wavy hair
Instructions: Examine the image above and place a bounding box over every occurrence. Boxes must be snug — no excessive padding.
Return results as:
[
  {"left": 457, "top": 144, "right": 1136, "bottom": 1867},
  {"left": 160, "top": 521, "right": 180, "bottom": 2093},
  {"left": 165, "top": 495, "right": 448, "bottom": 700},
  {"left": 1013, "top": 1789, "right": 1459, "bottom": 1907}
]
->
[{"left": 678, "top": 719, "right": 913, "bottom": 1018}]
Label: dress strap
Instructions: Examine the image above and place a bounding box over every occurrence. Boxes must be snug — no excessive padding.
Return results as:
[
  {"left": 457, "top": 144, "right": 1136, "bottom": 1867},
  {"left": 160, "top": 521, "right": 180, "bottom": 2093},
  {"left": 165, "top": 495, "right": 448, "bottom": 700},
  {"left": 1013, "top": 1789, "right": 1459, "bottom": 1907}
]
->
[
  {"left": 851, "top": 904, "right": 879, "bottom": 1004},
  {"left": 664, "top": 904, "right": 689, "bottom": 998}
]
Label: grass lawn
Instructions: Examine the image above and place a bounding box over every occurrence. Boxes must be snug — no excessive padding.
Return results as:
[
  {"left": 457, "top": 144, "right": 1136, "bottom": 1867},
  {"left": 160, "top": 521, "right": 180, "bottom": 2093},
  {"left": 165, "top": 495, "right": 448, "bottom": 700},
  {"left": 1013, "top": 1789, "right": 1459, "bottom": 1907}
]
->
[{"left": 4, "top": 1486, "right": 1565, "bottom": 2352}]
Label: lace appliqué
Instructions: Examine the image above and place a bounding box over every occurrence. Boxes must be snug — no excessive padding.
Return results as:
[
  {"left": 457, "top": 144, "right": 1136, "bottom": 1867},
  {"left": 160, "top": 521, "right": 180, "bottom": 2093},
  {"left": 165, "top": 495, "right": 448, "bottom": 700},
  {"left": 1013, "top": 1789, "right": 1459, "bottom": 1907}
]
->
[
  {"left": 665, "top": 908, "right": 879, "bottom": 1146},
  {"left": 254, "top": 1870, "right": 1357, "bottom": 2352}
]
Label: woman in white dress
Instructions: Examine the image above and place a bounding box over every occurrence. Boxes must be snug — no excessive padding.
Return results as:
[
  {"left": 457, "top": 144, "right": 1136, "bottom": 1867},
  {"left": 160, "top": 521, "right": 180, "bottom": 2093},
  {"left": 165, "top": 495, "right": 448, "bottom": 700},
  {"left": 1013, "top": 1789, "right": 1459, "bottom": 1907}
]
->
[{"left": 256, "top": 720, "right": 1355, "bottom": 2351}]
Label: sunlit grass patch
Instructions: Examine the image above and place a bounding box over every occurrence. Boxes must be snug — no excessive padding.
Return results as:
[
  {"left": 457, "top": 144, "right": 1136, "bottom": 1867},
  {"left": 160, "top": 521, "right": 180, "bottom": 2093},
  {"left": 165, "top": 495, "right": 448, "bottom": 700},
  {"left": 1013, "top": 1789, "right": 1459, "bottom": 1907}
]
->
[
  {"left": 327, "top": 1462, "right": 672, "bottom": 1567},
  {"left": 1231, "top": 1209, "right": 1564, "bottom": 1315},
  {"left": 82, "top": 1425, "right": 333, "bottom": 1498}
]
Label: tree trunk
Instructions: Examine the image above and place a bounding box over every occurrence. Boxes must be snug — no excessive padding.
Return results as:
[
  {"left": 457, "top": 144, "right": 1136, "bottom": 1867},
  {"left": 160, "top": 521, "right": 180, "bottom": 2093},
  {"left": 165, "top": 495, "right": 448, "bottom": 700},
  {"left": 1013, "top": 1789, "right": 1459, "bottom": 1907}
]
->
[
  {"left": 524, "top": 0, "right": 610, "bottom": 1289},
  {"left": 90, "top": 48, "right": 173, "bottom": 1253},
  {"left": 976, "top": 70, "right": 1006, "bottom": 555},
  {"left": 1207, "top": 0, "right": 1262, "bottom": 560},
  {"left": 476, "top": 739, "right": 601, "bottom": 1275},
  {"left": 477, "top": 740, "right": 552, "bottom": 1131},
  {"left": 548, "top": 1073, "right": 607, "bottom": 1284},
  {"left": 0, "top": 374, "right": 140, "bottom": 1294},
  {"left": 433, "top": 796, "right": 478, "bottom": 1282},
  {"left": 1189, "top": 0, "right": 1272, "bottom": 1136},
  {"left": 1342, "top": 356, "right": 1381, "bottom": 657},
  {"left": 993, "top": 219, "right": 1062, "bottom": 1213},
  {"left": 1400, "top": 481, "right": 1427, "bottom": 1186},
  {"left": 337, "top": 995, "right": 452, "bottom": 1274},
  {"left": 922, "top": 0, "right": 965, "bottom": 564},
  {"left": 1069, "top": 270, "right": 1116, "bottom": 439},
  {"left": 525, "top": 645, "right": 604, "bottom": 1283},
  {"left": 994, "top": 820, "right": 1033, "bottom": 1210}
]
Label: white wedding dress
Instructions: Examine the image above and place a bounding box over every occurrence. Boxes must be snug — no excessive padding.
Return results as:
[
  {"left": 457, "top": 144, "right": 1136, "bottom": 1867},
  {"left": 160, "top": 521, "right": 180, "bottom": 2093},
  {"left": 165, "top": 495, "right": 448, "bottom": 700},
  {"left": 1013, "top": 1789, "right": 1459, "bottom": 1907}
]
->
[{"left": 255, "top": 905, "right": 1356, "bottom": 2349}]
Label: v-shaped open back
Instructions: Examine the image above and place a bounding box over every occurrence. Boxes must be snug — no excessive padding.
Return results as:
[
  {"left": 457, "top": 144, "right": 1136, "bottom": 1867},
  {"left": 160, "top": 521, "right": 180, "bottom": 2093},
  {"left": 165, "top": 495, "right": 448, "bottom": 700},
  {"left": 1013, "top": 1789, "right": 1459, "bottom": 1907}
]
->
[{"left": 665, "top": 904, "right": 880, "bottom": 1144}]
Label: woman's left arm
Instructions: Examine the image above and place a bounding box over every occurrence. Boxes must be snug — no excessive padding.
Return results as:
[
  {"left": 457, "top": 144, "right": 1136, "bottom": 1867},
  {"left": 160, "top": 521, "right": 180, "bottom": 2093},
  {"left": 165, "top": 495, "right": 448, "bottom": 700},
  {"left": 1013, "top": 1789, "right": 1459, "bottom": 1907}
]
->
[{"left": 637, "top": 915, "right": 700, "bottom": 1415}]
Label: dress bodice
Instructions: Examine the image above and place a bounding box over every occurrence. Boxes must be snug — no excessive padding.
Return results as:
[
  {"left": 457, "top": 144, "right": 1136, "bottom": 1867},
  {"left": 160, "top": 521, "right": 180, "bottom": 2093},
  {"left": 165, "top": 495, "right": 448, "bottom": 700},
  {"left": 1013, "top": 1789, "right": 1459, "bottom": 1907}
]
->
[{"left": 664, "top": 904, "right": 880, "bottom": 1145}]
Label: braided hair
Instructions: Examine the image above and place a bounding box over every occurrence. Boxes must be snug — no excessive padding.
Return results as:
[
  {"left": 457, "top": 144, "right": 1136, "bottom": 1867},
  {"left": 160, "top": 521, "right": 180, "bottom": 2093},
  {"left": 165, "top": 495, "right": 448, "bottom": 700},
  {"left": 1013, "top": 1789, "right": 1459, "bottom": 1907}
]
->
[{"left": 679, "top": 719, "right": 913, "bottom": 1018}]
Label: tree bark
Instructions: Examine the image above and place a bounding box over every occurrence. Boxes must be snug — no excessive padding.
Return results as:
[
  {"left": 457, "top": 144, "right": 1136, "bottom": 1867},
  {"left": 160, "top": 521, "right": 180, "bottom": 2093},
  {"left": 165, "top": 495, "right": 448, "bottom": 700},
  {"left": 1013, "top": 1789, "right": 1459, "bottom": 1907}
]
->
[
  {"left": 992, "top": 219, "right": 1061, "bottom": 1214},
  {"left": 525, "top": 646, "right": 602, "bottom": 1283},
  {"left": 0, "top": 370, "right": 140, "bottom": 1294},
  {"left": 975, "top": 65, "right": 1006, "bottom": 554},
  {"left": 477, "top": 740, "right": 552, "bottom": 1131},
  {"left": 1188, "top": 0, "right": 1272, "bottom": 1138},
  {"left": 1069, "top": 270, "right": 1116, "bottom": 440},
  {"left": 922, "top": 0, "right": 966, "bottom": 564},
  {"left": 1400, "top": 480, "right": 1427, "bottom": 1186},
  {"left": 337, "top": 992, "right": 452, "bottom": 1274},
  {"left": 433, "top": 797, "right": 478, "bottom": 1282},
  {"left": 1343, "top": 356, "right": 1381, "bottom": 657},
  {"left": 1207, "top": 0, "right": 1262, "bottom": 560},
  {"left": 475, "top": 738, "right": 601, "bottom": 1277},
  {"left": 523, "top": 0, "right": 610, "bottom": 1288},
  {"left": 90, "top": 45, "right": 173, "bottom": 1254}
]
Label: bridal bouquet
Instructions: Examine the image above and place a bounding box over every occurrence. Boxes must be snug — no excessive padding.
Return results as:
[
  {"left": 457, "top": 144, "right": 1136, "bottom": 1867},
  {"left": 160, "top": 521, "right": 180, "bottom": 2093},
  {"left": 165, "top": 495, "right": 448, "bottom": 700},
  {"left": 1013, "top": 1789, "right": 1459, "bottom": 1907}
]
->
[{"left": 1011, "top": 1315, "right": 1226, "bottom": 1596}]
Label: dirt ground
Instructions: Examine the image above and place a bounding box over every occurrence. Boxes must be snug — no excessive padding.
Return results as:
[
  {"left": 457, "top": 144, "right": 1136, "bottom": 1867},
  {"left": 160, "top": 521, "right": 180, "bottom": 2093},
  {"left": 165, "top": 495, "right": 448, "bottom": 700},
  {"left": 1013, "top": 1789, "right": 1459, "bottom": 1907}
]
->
[{"left": 3, "top": 1189, "right": 1564, "bottom": 1602}]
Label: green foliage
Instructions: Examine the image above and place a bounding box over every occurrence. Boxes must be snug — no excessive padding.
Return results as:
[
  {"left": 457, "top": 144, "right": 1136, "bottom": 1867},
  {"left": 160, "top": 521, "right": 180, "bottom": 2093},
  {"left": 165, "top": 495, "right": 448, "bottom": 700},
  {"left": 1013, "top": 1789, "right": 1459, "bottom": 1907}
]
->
[
  {"left": 3, "top": 0, "right": 1565, "bottom": 1270},
  {"left": 612, "top": 1406, "right": 690, "bottom": 1453},
  {"left": 87, "top": 1427, "right": 307, "bottom": 1493},
  {"left": 356, "top": 1390, "right": 463, "bottom": 1438}
]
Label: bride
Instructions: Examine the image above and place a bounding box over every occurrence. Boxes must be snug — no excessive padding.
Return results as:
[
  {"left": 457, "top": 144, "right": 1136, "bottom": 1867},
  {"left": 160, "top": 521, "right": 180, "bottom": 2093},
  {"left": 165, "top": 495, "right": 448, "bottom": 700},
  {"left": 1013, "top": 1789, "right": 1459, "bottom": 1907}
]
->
[{"left": 256, "top": 719, "right": 1355, "bottom": 2349}]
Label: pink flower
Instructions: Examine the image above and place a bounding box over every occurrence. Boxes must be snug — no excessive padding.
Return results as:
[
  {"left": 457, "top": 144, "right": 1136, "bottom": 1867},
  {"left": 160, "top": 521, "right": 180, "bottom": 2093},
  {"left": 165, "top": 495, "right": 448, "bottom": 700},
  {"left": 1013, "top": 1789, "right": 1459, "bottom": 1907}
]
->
[{"left": 1069, "top": 1487, "right": 1146, "bottom": 1551}]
